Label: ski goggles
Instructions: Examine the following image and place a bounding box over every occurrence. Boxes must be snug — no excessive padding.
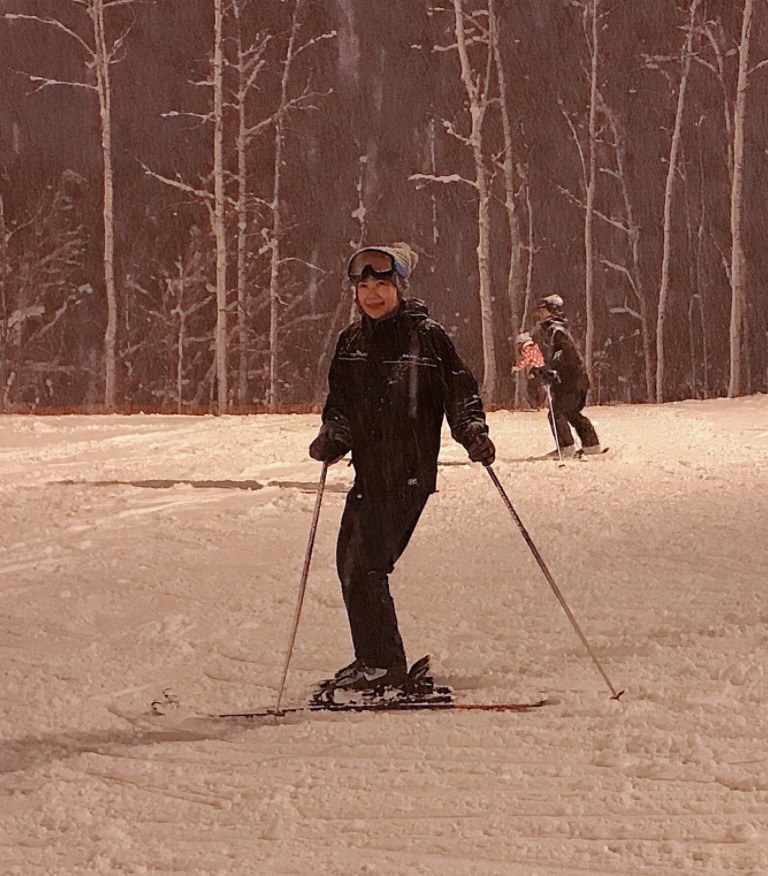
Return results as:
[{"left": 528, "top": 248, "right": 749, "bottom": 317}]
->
[{"left": 348, "top": 250, "right": 396, "bottom": 282}]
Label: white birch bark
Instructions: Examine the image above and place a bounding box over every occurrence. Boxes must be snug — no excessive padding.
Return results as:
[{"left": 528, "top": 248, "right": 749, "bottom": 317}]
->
[
  {"left": 88, "top": 0, "right": 118, "bottom": 411},
  {"left": 233, "top": 7, "right": 249, "bottom": 408},
  {"left": 517, "top": 172, "right": 538, "bottom": 407},
  {"left": 267, "top": 1, "right": 301, "bottom": 411},
  {"left": 235, "top": 79, "right": 248, "bottom": 407},
  {"left": 489, "top": 0, "right": 525, "bottom": 405},
  {"left": 230, "top": 3, "right": 271, "bottom": 407},
  {"left": 212, "top": 0, "right": 228, "bottom": 412},
  {"left": 0, "top": 196, "right": 7, "bottom": 398},
  {"left": 655, "top": 0, "right": 701, "bottom": 403},
  {"left": 453, "top": 0, "right": 497, "bottom": 403},
  {"left": 600, "top": 98, "right": 653, "bottom": 401},
  {"left": 728, "top": 0, "right": 754, "bottom": 398},
  {"left": 584, "top": 0, "right": 599, "bottom": 388}
]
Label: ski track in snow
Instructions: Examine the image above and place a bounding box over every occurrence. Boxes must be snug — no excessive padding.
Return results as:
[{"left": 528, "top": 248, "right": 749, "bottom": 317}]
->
[{"left": 1, "top": 400, "right": 767, "bottom": 875}]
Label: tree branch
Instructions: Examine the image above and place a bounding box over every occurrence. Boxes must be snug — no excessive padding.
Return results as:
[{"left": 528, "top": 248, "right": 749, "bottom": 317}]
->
[
  {"left": 16, "top": 72, "right": 95, "bottom": 94},
  {"left": 139, "top": 162, "right": 213, "bottom": 204},
  {"left": 601, "top": 258, "right": 638, "bottom": 295},
  {"left": 410, "top": 172, "right": 477, "bottom": 189},
  {"left": 292, "top": 30, "right": 337, "bottom": 61},
  {"left": 2, "top": 13, "right": 93, "bottom": 55},
  {"left": 557, "top": 184, "right": 630, "bottom": 234}
]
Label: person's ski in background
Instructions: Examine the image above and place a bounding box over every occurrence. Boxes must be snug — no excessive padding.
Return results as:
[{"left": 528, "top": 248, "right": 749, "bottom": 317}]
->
[
  {"left": 309, "top": 242, "right": 495, "bottom": 694},
  {"left": 533, "top": 294, "right": 601, "bottom": 459},
  {"left": 513, "top": 331, "right": 546, "bottom": 410}
]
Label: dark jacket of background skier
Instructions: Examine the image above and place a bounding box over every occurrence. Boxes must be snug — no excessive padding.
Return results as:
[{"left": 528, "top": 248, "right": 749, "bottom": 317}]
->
[
  {"left": 321, "top": 297, "right": 488, "bottom": 498},
  {"left": 536, "top": 317, "right": 590, "bottom": 395}
]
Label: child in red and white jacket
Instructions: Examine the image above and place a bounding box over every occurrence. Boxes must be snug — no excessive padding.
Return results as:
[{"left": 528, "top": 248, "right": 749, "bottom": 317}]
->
[
  {"left": 513, "top": 332, "right": 546, "bottom": 409},
  {"left": 514, "top": 332, "right": 544, "bottom": 372}
]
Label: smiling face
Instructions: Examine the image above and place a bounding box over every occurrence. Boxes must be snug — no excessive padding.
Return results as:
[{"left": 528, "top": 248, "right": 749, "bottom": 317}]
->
[{"left": 355, "top": 276, "right": 399, "bottom": 319}]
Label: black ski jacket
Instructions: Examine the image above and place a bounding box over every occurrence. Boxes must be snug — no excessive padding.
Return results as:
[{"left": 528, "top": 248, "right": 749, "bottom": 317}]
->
[
  {"left": 321, "top": 298, "right": 488, "bottom": 498},
  {"left": 536, "top": 317, "right": 590, "bottom": 394}
]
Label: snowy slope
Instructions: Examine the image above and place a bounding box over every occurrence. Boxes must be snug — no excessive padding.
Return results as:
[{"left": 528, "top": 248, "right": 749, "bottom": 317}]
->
[{"left": 1, "top": 398, "right": 767, "bottom": 875}]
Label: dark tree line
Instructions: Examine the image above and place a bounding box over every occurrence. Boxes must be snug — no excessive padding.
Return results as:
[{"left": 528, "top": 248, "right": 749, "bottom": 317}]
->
[{"left": 0, "top": 0, "right": 766, "bottom": 412}]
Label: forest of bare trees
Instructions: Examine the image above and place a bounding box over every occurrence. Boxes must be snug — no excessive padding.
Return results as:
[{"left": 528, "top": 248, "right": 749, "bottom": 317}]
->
[{"left": 0, "top": 0, "right": 766, "bottom": 412}]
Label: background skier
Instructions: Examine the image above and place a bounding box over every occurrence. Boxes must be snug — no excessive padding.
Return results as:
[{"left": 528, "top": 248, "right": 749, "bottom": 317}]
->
[
  {"left": 533, "top": 294, "right": 602, "bottom": 458},
  {"left": 513, "top": 331, "right": 546, "bottom": 410},
  {"left": 309, "top": 243, "right": 495, "bottom": 692}
]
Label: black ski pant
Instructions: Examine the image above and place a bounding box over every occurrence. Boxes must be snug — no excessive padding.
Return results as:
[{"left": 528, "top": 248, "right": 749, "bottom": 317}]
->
[
  {"left": 547, "top": 388, "right": 599, "bottom": 449},
  {"left": 336, "top": 486, "right": 431, "bottom": 671}
]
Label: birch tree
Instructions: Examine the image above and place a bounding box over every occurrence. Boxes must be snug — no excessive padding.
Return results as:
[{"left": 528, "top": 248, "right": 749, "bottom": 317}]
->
[
  {"left": 583, "top": 0, "right": 600, "bottom": 386},
  {"left": 146, "top": 0, "right": 333, "bottom": 411},
  {"left": 488, "top": 0, "right": 525, "bottom": 402},
  {"left": 264, "top": 0, "right": 334, "bottom": 410},
  {"left": 599, "top": 98, "right": 654, "bottom": 401},
  {"left": 652, "top": 0, "right": 702, "bottom": 403},
  {"left": 212, "top": 0, "right": 228, "bottom": 410},
  {"left": 3, "top": 0, "right": 134, "bottom": 410},
  {"left": 413, "top": 0, "right": 498, "bottom": 402},
  {"left": 144, "top": 0, "right": 233, "bottom": 413},
  {"left": 266, "top": 3, "right": 300, "bottom": 411},
  {"left": 557, "top": 0, "right": 606, "bottom": 394},
  {"left": 728, "top": 0, "right": 755, "bottom": 397},
  {"left": 515, "top": 165, "right": 540, "bottom": 407},
  {"left": 229, "top": 2, "right": 271, "bottom": 405},
  {"left": 142, "top": 0, "right": 229, "bottom": 414}
]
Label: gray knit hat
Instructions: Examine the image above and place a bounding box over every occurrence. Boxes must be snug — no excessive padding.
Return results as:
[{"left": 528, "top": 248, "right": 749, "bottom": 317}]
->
[
  {"left": 347, "top": 242, "right": 419, "bottom": 282},
  {"left": 538, "top": 293, "right": 564, "bottom": 314}
]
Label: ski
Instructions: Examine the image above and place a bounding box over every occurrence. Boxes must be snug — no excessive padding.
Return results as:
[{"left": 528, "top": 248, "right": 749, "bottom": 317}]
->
[
  {"left": 149, "top": 654, "right": 553, "bottom": 722},
  {"left": 215, "top": 698, "right": 552, "bottom": 719},
  {"left": 575, "top": 446, "right": 610, "bottom": 459},
  {"left": 511, "top": 447, "right": 610, "bottom": 463},
  {"left": 510, "top": 453, "right": 577, "bottom": 463}
]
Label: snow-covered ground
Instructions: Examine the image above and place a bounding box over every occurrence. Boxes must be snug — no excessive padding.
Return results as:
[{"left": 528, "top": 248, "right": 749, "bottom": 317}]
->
[{"left": 1, "top": 397, "right": 767, "bottom": 876}]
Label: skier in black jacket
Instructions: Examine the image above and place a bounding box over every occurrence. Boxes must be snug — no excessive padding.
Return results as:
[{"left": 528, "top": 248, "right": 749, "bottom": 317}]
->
[
  {"left": 309, "top": 243, "right": 495, "bottom": 692},
  {"left": 533, "top": 294, "right": 601, "bottom": 458}
]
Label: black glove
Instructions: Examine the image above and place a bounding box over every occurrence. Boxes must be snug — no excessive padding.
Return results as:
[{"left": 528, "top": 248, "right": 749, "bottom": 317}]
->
[
  {"left": 467, "top": 432, "right": 496, "bottom": 466},
  {"left": 531, "top": 366, "right": 559, "bottom": 384},
  {"left": 309, "top": 422, "right": 351, "bottom": 463}
]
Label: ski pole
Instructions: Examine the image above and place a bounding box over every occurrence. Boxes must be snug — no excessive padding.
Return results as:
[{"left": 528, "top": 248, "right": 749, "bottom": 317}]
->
[
  {"left": 274, "top": 462, "right": 329, "bottom": 716},
  {"left": 485, "top": 465, "right": 624, "bottom": 701},
  {"left": 544, "top": 384, "right": 564, "bottom": 466}
]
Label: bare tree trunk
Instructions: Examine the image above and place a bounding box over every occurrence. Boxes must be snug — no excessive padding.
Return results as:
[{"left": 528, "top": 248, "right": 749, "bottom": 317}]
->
[
  {"left": 515, "top": 169, "right": 536, "bottom": 408},
  {"left": 174, "top": 263, "right": 185, "bottom": 413},
  {"left": 603, "top": 100, "right": 653, "bottom": 401},
  {"left": 489, "top": 0, "right": 524, "bottom": 406},
  {"left": 688, "top": 293, "right": 698, "bottom": 396},
  {"left": 656, "top": 0, "right": 701, "bottom": 403},
  {"left": 212, "top": 0, "right": 228, "bottom": 413},
  {"left": 453, "top": 0, "right": 497, "bottom": 402},
  {"left": 0, "top": 196, "right": 7, "bottom": 407},
  {"left": 228, "top": 5, "right": 272, "bottom": 407},
  {"left": 267, "top": 1, "right": 302, "bottom": 411},
  {"left": 427, "top": 119, "right": 440, "bottom": 250},
  {"left": 89, "top": 0, "right": 118, "bottom": 410},
  {"left": 655, "top": 0, "right": 701, "bottom": 403},
  {"left": 701, "top": 23, "right": 734, "bottom": 182},
  {"left": 235, "top": 124, "right": 248, "bottom": 407},
  {"left": 728, "top": 0, "right": 754, "bottom": 398},
  {"left": 584, "top": 0, "right": 599, "bottom": 388},
  {"left": 234, "top": 15, "right": 249, "bottom": 408},
  {"left": 346, "top": 153, "right": 368, "bottom": 327}
]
